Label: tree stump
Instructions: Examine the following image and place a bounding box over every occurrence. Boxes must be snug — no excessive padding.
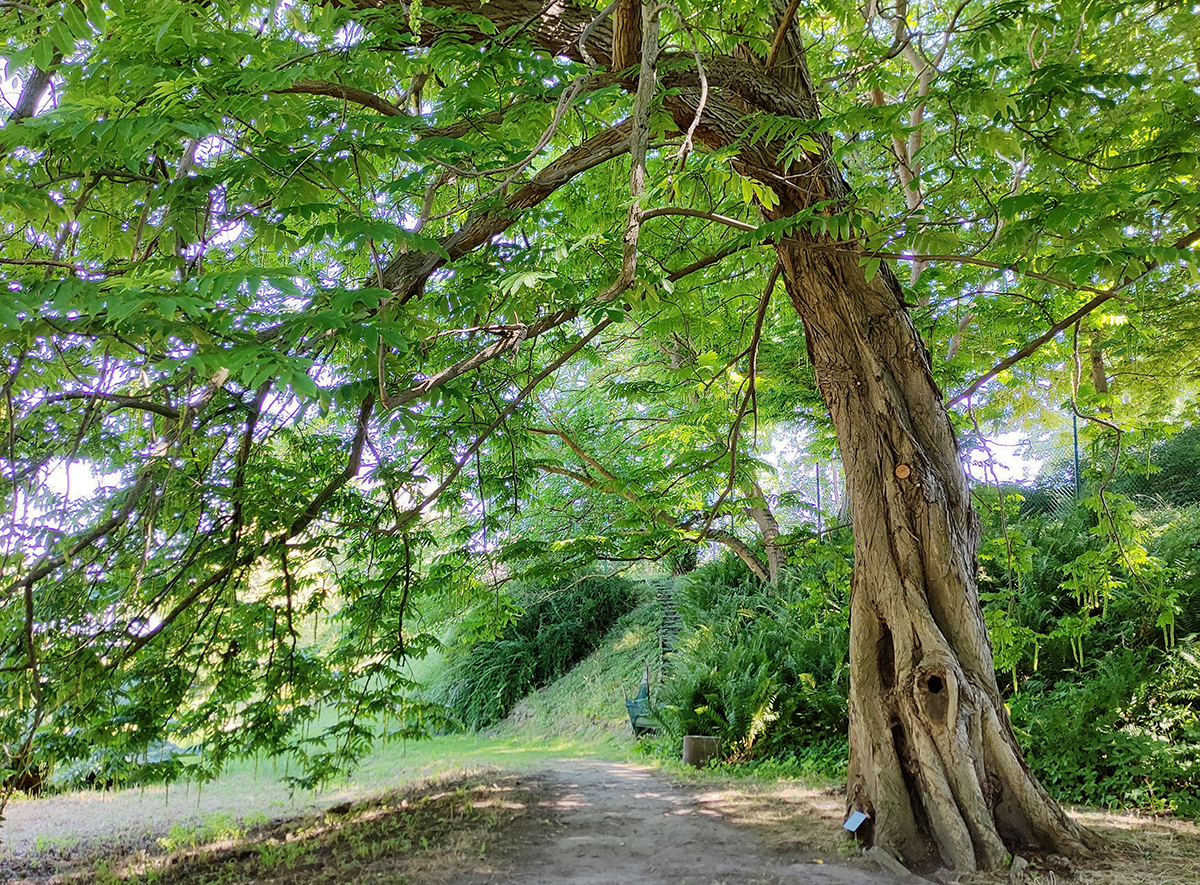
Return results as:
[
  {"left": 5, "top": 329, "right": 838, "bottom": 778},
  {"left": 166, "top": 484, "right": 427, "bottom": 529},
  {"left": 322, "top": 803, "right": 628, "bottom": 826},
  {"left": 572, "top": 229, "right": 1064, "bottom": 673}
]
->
[{"left": 682, "top": 735, "right": 720, "bottom": 768}]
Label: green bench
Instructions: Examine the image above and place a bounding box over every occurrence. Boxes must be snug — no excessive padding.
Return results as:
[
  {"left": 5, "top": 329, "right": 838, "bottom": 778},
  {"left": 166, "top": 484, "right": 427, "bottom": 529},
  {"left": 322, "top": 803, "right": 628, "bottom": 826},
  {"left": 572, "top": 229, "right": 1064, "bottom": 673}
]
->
[{"left": 624, "top": 665, "right": 656, "bottom": 736}]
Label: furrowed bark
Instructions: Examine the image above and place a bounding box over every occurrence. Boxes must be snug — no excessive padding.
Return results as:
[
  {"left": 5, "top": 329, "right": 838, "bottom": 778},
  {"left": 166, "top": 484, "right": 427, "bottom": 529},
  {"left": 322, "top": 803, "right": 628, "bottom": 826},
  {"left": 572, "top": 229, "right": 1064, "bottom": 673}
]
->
[
  {"left": 754, "top": 5, "right": 1097, "bottom": 870},
  {"left": 773, "top": 220, "right": 1096, "bottom": 869}
]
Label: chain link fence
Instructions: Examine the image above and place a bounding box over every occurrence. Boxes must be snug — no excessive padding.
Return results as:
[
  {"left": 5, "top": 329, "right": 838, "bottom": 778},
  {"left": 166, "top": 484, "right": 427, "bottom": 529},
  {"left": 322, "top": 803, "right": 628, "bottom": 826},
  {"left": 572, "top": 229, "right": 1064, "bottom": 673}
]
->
[{"left": 965, "top": 417, "right": 1200, "bottom": 515}]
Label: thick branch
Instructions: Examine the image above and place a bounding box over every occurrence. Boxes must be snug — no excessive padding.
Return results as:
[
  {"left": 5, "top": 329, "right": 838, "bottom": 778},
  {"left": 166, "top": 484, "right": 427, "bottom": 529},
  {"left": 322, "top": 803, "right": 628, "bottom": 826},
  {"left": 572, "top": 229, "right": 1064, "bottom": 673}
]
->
[
  {"left": 40, "top": 391, "right": 181, "bottom": 420},
  {"left": 379, "top": 119, "right": 632, "bottom": 301},
  {"left": 7, "top": 62, "right": 55, "bottom": 123},
  {"left": 277, "top": 80, "right": 407, "bottom": 117}
]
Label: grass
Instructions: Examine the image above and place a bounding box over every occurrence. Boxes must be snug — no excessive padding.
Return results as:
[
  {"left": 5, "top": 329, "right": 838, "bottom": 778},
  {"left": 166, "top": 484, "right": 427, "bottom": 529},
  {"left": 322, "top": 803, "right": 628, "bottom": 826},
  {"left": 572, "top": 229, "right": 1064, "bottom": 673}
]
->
[
  {"left": 0, "top": 587, "right": 662, "bottom": 874},
  {"left": 490, "top": 577, "right": 664, "bottom": 746},
  {"left": 0, "top": 733, "right": 612, "bottom": 858},
  {"left": 4, "top": 768, "right": 559, "bottom": 885}
]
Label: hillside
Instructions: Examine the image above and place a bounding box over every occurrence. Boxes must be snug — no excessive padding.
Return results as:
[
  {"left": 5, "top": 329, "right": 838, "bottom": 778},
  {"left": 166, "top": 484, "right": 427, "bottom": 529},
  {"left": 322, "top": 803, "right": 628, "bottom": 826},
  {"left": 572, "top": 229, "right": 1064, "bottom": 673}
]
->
[{"left": 486, "top": 576, "right": 671, "bottom": 746}]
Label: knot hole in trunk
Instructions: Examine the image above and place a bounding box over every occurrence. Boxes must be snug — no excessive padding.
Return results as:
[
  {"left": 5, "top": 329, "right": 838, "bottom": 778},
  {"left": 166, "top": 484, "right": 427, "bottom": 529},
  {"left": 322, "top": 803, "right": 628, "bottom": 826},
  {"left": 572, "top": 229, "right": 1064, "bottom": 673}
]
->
[
  {"left": 877, "top": 623, "right": 895, "bottom": 690},
  {"left": 920, "top": 670, "right": 949, "bottom": 724}
]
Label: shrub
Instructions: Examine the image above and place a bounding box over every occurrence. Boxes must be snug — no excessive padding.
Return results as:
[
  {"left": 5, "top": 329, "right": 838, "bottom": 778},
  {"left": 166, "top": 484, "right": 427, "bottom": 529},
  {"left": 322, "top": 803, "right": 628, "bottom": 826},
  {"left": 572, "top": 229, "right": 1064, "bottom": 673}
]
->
[
  {"left": 656, "top": 538, "right": 851, "bottom": 774},
  {"left": 432, "top": 574, "right": 640, "bottom": 729},
  {"left": 1010, "top": 643, "right": 1200, "bottom": 815}
]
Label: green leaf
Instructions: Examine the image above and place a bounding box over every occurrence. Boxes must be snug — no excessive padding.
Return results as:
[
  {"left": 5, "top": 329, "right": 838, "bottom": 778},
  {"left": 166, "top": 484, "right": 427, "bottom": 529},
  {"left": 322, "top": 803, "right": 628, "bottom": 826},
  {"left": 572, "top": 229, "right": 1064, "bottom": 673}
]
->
[
  {"left": 50, "top": 23, "right": 75, "bottom": 55},
  {"left": 155, "top": 8, "right": 180, "bottom": 52},
  {"left": 32, "top": 35, "right": 56, "bottom": 70},
  {"left": 85, "top": 0, "right": 106, "bottom": 30},
  {"left": 63, "top": 4, "right": 91, "bottom": 41}
]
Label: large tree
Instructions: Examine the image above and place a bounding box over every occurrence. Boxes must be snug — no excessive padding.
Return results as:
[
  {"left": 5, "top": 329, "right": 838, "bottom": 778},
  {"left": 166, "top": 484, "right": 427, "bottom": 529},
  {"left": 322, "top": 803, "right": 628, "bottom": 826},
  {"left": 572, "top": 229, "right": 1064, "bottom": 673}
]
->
[{"left": 2, "top": 0, "right": 1197, "bottom": 872}]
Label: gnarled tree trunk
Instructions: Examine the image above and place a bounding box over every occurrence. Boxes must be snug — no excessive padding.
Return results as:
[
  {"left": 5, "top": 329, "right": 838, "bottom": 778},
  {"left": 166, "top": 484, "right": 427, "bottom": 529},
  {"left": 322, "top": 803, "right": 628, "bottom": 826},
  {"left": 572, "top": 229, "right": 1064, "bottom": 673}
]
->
[
  {"left": 775, "top": 225, "right": 1096, "bottom": 870},
  {"left": 739, "top": 10, "right": 1098, "bottom": 872}
]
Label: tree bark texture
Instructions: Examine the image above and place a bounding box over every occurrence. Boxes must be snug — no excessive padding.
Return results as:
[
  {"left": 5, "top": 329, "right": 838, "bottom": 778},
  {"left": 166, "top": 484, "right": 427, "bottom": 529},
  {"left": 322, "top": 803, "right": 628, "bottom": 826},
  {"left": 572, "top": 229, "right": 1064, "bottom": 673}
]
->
[
  {"left": 1088, "top": 332, "right": 1111, "bottom": 414},
  {"left": 611, "top": 0, "right": 643, "bottom": 74},
  {"left": 401, "top": 0, "right": 1096, "bottom": 870},
  {"left": 773, "top": 223, "right": 1095, "bottom": 870},
  {"left": 745, "top": 479, "right": 787, "bottom": 584},
  {"left": 741, "top": 14, "right": 1097, "bottom": 869}
]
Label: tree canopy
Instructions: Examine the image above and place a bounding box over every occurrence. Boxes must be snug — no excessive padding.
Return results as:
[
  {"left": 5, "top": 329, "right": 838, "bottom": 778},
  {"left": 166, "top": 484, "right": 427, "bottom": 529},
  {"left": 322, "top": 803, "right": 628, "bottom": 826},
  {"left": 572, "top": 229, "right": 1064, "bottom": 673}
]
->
[{"left": 2, "top": 0, "right": 1198, "bottom": 869}]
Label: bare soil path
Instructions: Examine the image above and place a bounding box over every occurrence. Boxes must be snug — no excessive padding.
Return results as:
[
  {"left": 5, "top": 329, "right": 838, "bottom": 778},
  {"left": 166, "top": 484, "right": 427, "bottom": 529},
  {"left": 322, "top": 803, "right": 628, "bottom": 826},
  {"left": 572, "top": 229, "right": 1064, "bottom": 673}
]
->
[
  {"left": 449, "top": 759, "right": 895, "bottom": 885},
  {"left": 6, "top": 756, "right": 1198, "bottom": 885}
]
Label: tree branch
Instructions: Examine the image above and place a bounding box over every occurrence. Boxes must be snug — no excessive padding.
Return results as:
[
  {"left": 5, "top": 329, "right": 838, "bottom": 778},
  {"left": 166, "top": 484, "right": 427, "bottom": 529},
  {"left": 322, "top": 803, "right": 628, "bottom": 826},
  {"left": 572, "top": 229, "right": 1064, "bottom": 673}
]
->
[
  {"left": 123, "top": 392, "right": 377, "bottom": 657},
  {"left": 952, "top": 225, "right": 1200, "bottom": 405},
  {"left": 276, "top": 80, "right": 407, "bottom": 117},
  {"left": 393, "top": 319, "right": 614, "bottom": 532},
  {"left": 380, "top": 119, "right": 633, "bottom": 302},
  {"left": 529, "top": 427, "right": 771, "bottom": 579},
  {"left": 281, "top": 393, "right": 376, "bottom": 540},
  {"left": 2, "top": 369, "right": 231, "bottom": 606},
  {"left": 40, "top": 391, "right": 181, "bottom": 420},
  {"left": 6, "top": 62, "right": 56, "bottom": 124},
  {"left": 765, "top": 0, "right": 802, "bottom": 68}
]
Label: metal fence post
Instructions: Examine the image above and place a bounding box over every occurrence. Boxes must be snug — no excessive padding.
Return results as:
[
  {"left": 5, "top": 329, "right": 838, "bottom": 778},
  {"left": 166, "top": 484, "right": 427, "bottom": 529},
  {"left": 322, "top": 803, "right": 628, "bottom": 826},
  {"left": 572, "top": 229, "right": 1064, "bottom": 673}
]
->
[
  {"left": 815, "top": 464, "right": 823, "bottom": 538},
  {"left": 1072, "top": 410, "right": 1081, "bottom": 501}
]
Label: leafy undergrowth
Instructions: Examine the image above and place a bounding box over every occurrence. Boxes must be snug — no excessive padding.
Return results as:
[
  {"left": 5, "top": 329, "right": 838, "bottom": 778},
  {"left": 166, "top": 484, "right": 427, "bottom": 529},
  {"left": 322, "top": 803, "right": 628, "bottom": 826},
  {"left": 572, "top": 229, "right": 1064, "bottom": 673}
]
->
[
  {"left": 2, "top": 771, "right": 553, "bottom": 885},
  {"left": 431, "top": 573, "right": 642, "bottom": 730}
]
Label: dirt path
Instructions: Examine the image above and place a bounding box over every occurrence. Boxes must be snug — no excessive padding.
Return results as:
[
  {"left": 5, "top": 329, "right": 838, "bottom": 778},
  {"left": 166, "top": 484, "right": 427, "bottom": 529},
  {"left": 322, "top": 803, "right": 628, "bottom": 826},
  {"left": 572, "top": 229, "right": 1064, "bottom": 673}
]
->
[
  {"left": 452, "top": 759, "right": 896, "bottom": 885},
  {"left": 6, "top": 757, "right": 1200, "bottom": 885}
]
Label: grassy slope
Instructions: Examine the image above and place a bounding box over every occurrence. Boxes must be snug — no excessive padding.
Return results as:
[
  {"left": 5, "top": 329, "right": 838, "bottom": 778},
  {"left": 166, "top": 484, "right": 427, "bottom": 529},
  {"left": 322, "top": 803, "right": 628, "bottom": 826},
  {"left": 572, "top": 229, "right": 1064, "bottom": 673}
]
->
[{"left": 489, "top": 576, "right": 666, "bottom": 748}]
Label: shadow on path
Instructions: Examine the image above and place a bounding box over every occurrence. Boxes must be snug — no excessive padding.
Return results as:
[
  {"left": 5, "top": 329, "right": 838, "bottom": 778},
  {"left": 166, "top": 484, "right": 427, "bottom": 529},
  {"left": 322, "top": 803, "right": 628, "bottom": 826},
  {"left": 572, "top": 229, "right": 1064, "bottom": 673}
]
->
[{"left": 451, "top": 759, "right": 894, "bottom": 885}]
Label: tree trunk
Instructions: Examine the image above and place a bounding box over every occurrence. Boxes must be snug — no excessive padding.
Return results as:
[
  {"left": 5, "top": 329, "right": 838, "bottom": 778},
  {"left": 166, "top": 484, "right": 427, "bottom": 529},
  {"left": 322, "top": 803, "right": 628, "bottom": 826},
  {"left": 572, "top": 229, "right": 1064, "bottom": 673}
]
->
[
  {"left": 1088, "top": 332, "right": 1112, "bottom": 414},
  {"left": 750, "top": 9, "right": 1098, "bottom": 870},
  {"left": 773, "top": 223, "right": 1097, "bottom": 870},
  {"left": 745, "top": 480, "right": 786, "bottom": 584}
]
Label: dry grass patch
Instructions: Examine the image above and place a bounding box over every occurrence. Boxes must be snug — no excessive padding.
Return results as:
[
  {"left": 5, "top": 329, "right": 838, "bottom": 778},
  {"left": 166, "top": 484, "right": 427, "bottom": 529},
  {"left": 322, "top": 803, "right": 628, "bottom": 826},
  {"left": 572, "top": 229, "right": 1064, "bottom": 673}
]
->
[
  {"left": 960, "top": 809, "right": 1200, "bottom": 885},
  {"left": 2, "top": 769, "right": 558, "bottom": 885},
  {"left": 665, "top": 773, "right": 1200, "bottom": 885}
]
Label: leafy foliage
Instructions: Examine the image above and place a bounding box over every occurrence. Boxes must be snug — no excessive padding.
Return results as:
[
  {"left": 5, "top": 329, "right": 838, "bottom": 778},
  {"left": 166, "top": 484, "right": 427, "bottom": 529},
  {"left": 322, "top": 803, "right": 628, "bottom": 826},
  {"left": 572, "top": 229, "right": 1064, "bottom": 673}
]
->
[
  {"left": 656, "top": 539, "right": 852, "bottom": 773},
  {"left": 1010, "top": 644, "right": 1200, "bottom": 815},
  {"left": 431, "top": 574, "right": 640, "bottom": 730},
  {"left": 1, "top": 0, "right": 1198, "bottom": 818},
  {"left": 649, "top": 474, "right": 1200, "bottom": 813},
  {"left": 973, "top": 482, "right": 1200, "bottom": 813}
]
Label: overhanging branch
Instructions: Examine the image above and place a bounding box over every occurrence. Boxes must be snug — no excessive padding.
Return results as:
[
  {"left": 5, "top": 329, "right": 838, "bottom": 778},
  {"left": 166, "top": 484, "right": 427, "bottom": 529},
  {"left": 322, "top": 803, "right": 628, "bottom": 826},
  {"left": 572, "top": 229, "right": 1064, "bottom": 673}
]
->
[
  {"left": 952, "top": 225, "right": 1200, "bottom": 404},
  {"left": 276, "top": 80, "right": 406, "bottom": 116},
  {"left": 528, "top": 426, "right": 771, "bottom": 579}
]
